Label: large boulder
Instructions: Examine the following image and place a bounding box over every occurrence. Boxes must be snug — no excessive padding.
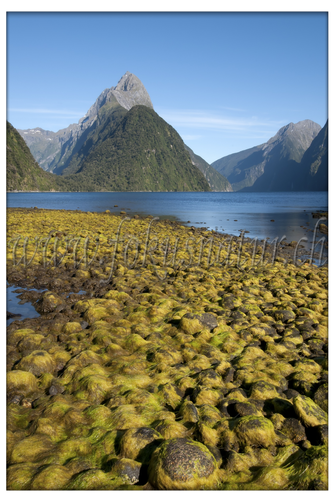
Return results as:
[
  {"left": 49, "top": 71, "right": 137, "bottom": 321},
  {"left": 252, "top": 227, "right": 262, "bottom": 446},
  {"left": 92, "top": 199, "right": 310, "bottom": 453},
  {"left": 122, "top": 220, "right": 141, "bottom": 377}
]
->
[{"left": 148, "top": 438, "right": 220, "bottom": 489}]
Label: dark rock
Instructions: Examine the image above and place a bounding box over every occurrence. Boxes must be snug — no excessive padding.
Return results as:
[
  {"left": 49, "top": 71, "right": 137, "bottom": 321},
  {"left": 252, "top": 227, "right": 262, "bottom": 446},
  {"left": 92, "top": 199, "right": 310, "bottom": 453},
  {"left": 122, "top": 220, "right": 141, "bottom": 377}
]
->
[
  {"left": 7, "top": 311, "right": 22, "bottom": 320},
  {"left": 183, "top": 312, "right": 218, "bottom": 331},
  {"left": 110, "top": 458, "right": 142, "bottom": 485},
  {"left": 280, "top": 418, "right": 307, "bottom": 443},
  {"left": 271, "top": 310, "right": 296, "bottom": 323},
  {"left": 223, "top": 367, "right": 235, "bottom": 383},
  {"left": 232, "top": 401, "right": 259, "bottom": 417},
  {"left": 148, "top": 438, "right": 219, "bottom": 489},
  {"left": 284, "top": 389, "right": 300, "bottom": 400},
  {"left": 48, "top": 383, "right": 65, "bottom": 396},
  {"left": 306, "top": 424, "right": 328, "bottom": 445},
  {"left": 313, "top": 383, "right": 328, "bottom": 413},
  {"left": 206, "top": 445, "right": 222, "bottom": 467}
]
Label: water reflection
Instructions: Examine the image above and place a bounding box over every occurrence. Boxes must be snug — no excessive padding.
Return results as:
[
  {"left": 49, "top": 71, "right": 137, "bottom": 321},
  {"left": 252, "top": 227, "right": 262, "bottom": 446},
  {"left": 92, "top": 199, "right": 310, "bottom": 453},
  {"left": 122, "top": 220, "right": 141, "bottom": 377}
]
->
[{"left": 7, "top": 286, "right": 44, "bottom": 326}]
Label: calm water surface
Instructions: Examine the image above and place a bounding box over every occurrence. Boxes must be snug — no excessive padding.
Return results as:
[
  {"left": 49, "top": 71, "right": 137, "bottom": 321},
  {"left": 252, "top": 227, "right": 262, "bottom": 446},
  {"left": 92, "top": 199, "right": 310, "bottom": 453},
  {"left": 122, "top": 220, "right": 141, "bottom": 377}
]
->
[
  {"left": 7, "top": 191, "right": 328, "bottom": 323},
  {"left": 7, "top": 191, "right": 328, "bottom": 247}
]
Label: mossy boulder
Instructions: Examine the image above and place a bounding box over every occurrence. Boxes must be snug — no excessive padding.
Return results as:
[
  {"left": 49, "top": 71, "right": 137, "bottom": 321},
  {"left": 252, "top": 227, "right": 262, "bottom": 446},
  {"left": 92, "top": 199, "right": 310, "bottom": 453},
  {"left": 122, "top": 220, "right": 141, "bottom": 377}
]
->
[
  {"left": 119, "top": 427, "right": 163, "bottom": 463},
  {"left": 10, "top": 434, "right": 56, "bottom": 464},
  {"left": 148, "top": 438, "right": 220, "bottom": 489},
  {"left": 286, "top": 445, "right": 328, "bottom": 489},
  {"left": 250, "top": 380, "right": 281, "bottom": 400},
  {"left": 16, "top": 350, "right": 57, "bottom": 376},
  {"left": 233, "top": 415, "right": 276, "bottom": 449},
  {"left": 179, "top": 313, "right": 218, "bottom": 335},
  {"left": 293, "top": 395, "right": 328, "bottom": 427},
  {"left": 7, "top": 370, "right": 38, "bottom": 395},
  {"left": 36, "top": 291, "right": 63, "bottom": 313},
  {"left": 7, "top": 463, "right": 39, "bottom": 490},
  {"left": 110, "top": 458, "right": 142, "bottom": 485},
  {"left": 30, "top": 464, "right": 73, "bottom": 490}
]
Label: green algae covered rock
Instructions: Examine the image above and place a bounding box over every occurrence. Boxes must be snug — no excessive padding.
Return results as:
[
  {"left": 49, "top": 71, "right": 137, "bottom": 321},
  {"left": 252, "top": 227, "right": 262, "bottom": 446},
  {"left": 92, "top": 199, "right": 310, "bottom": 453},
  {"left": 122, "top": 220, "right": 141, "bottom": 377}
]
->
[
  {"left": 7, "top": 463, "right": 39, "bottom": 490},
  {"left": 30, "top": 464, "right": 73, "bottom": 490},
  {"left": 7, "top": 370, "right": 38, "bottom": 395},
  {"left": 65, "top": 468, "right": 116, "bottom": 490},
  {"left": 286, "top": 445, "right": 328, "bottom": 489},
  {"left": 36, "top": 291, "right": 63, "bottom": 313},
  {"left": 16, "top": 350, "right": 57, "bottom": 376},
  {"left": 179, "top": 312, "right": 218, "bottom": 335},
  {"left": 119, "top": 427, "right": 163, "bottom": 463},
  {"left": 233, "top": 415, "right": 276, "bottom": 449},
  {"left": 110, "top": 458, "right": 142, "bottom": 484},
  {"left": 293, "top": 395, "right": 328, "bottom": 427},
  {"left": 10, "top": 434, "right": 56, "bottom": 464},
  {"left": 148, "top": 438, "right": 220, "bottom": 489}
]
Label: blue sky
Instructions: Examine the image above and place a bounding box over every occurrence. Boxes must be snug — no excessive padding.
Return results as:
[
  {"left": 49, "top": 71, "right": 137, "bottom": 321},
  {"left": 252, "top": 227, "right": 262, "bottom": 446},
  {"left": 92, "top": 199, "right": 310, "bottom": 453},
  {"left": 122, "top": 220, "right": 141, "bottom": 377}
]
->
[{"left": 7, "top": 10, "right": 328, "bottom": 164}]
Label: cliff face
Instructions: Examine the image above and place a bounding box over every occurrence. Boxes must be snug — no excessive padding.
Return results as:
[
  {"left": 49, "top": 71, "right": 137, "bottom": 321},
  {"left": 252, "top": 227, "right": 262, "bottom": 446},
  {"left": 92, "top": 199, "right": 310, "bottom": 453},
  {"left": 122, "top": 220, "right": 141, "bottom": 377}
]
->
[
  {"left": 212, "top": 120, "right": 322, "bottom": 192},
  {"left": 301, "top": 120, "right": 328, "bottom": 191}
]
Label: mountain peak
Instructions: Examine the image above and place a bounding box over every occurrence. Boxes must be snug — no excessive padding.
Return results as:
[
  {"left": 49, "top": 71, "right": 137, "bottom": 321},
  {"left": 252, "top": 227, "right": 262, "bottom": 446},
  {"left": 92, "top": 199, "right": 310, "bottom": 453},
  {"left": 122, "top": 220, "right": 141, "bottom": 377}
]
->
[
  {"left": 114, "top": 71, "right": 138, "bottom": 91},
  {"left": 108, "top": 71, "right": 154, "bottom": 111}
]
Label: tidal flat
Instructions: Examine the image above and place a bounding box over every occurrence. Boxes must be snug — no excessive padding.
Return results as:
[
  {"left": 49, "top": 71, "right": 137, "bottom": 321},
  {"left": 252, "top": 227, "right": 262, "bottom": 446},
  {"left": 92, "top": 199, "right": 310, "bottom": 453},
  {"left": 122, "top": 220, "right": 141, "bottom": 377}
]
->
[{"left": 6, "top": 208, "right": 328, "bottom": 490}]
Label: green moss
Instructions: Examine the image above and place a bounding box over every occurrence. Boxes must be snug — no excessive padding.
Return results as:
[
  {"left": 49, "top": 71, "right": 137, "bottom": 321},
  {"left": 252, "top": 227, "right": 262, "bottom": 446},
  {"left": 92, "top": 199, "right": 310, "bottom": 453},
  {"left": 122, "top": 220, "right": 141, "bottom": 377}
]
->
[
  {"left": 234, "top": 415, "right": 276, "bottom": 449},
  {"left": 148, "top": 438, "right": 220, "bottom": 490},
  {"left": 7, "top": 370, "right": 38, "bottom": 395},
  {"left": 7, "top": 463, "right": 39, "bottom": 490},
  {"left": 119, "top": 427, "right": 163, "bottom": 463},
  {"left": 16, "top": 350, "right": 57, "bottom": 376},
  {"left": 10, "top": 434, "right": 56, "bottom": 464},
  {"left": 286, "top": 445, "right": 328, "bottom": 489},
  {"left": 293, "top": 395, "right": 327, "bottom": 427},
  {"left": 30, "top": 464, "right": 73, "bottom": 490}
]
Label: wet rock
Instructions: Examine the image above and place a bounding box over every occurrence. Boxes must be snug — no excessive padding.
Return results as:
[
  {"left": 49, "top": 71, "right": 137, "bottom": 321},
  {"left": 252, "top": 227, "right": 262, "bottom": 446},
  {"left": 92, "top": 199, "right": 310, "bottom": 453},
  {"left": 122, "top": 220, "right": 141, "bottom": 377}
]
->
[
  {"left": 35, "top": 291, "right": 64, "bottom": 313},
  {"left": 293, "top": 395, "right": 328, "bottom": 427},
  {"left": 7, "top": 370, "right": 38, "bottom": 396},
  {"left": 110, "top": 458, "right": 142, "bottom": 484},
  {"left": 179, "top": 401, "right": 199, "bottom": 423},
  {"left": 280, "top": 418, "right": 306, "bottom": 443},
  {"left": 233, "top": 415, "right": 276, "bottom": 449},
  {"left": 180, "top": 313, "right": 218, "bottom": 334},
  {"left": 16, "top": 350, "right": 56, "bottom": 377},
  {"left": 148, "top": 438, "right": 220, "bottom": 489},
  {"left": 119, "top": 427, "right": 163, "bottom": 463},
  {"left": 313, "top": 383, "right": 328, "bottom": 412}
]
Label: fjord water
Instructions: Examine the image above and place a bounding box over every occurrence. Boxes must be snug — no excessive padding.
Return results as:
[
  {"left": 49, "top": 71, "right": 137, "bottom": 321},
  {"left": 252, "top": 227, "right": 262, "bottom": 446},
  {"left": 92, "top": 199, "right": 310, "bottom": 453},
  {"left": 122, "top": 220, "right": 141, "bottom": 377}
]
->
[{"left": 7, "top": 191, "right": 327, "bottom": 250}]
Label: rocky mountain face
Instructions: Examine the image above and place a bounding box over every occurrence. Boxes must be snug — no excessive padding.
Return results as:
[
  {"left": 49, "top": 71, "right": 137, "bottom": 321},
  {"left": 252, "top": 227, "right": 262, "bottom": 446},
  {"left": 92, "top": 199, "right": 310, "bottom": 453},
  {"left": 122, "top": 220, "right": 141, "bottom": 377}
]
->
[
  {"left": 18, "top": 72, "right": 154, "bottom": 174},
  {"left": 300, "top": 120, "right": 328, "bottom": 191},
  {"left": 212, "top": 120, "right": 322, "bottom": 192},
  {"left": 17, "top": 71, "right": 231, "bottom": 192}
]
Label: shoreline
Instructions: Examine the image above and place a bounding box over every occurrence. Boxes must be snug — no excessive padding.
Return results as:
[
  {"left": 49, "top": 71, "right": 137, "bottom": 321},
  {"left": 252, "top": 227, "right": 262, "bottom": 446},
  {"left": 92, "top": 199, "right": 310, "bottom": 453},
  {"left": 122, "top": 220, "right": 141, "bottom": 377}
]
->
[{"left": 6, "top": 207, "right": 328, "bottom": 490}]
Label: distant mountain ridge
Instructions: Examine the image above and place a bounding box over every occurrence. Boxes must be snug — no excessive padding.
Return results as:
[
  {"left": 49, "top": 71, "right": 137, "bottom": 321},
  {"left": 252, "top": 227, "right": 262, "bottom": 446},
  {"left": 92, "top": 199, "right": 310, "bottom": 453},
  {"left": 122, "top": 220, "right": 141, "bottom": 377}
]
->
[
  {"left": 18, "top": 71, "right": 231, "bottom": 192},
  {"left": 212, "top": 120, "right": 323, "bottom": 192}
]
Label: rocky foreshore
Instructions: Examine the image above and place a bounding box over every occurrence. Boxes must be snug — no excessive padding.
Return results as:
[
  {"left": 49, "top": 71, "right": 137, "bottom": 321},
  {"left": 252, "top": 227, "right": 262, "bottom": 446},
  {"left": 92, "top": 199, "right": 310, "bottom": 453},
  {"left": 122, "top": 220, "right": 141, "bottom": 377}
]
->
[{"left": 7, "top": 208, "right": 328, "bottom": 490}]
